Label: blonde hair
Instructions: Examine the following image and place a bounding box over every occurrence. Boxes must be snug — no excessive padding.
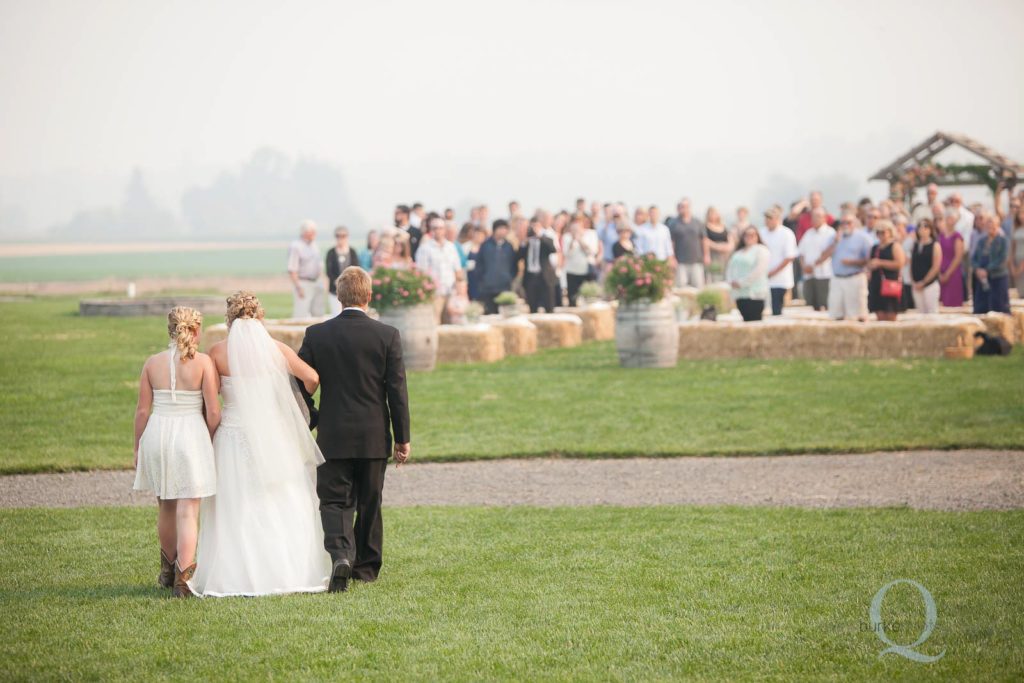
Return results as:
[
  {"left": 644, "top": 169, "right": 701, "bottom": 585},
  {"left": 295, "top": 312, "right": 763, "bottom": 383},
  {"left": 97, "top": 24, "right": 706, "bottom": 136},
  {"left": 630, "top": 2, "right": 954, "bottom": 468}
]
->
[
  {"left": 337, "top": 266, "right": 372, "bottom": 307},
  {"left": 167, "top": 307, "right": 202, "bottom": 360},
  {"left": 225, "top": 291, "right": 265, "bottom": 326}
]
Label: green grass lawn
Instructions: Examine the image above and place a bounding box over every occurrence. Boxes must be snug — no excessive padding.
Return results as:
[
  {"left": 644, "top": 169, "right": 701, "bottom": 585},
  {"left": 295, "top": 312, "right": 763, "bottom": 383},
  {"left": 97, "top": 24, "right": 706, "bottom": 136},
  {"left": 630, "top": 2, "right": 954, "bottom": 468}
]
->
[
  {"left": 1, "top": 295, "right": 1023, "bottom": 473},
  {"left": 1, "top": 506, "right": 1021, "bottom": 681}
]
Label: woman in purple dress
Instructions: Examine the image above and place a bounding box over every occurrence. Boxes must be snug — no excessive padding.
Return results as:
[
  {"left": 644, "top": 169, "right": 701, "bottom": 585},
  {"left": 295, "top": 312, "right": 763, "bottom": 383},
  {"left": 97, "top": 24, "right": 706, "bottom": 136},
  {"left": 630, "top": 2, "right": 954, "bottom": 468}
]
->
[{"left": 936, "top": 214, "right": 965, "bottom": 307}]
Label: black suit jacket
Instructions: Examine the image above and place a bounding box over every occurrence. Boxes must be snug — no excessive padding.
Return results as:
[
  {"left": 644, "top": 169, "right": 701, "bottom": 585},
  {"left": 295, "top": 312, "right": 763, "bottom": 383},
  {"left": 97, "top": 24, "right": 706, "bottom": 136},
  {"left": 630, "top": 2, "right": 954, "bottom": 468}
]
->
[
  {"left": 325, "top": 247, "right": 361, "bottom": 294},
  {"left": 298, "top": 309, "right": 410, "bottom": 460},
  {"left": 518, "top": 234, "right": 558, "bottom": 286}
]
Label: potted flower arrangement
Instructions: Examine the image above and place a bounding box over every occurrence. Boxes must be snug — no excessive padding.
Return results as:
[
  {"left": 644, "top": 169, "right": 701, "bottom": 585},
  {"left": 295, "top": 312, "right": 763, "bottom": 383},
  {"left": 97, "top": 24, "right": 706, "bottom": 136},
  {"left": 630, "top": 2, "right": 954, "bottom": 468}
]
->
[
  {"left": 604, "top": 254, "right": 678, "bottom": 368},
  {"left": 578, "top": 281, "right": 603, "bottom": 306},
  {"left": 465, "top": 301, "right": 484, "bottom": 324},
  {"left": 371, "top": 267, "right": 438, "bottom": 371},
  {"left": 494, "top": 291, "right": 520, "bottom": 318},
  {"left": 695, "top": 287, "right": 730, "bottom": 321}
]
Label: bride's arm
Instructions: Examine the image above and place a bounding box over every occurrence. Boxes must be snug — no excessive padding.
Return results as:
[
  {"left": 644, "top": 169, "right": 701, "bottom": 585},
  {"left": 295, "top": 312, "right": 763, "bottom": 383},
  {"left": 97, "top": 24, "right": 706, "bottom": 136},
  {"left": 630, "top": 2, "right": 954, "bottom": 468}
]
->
[
  {"left": 200, "top": 354, "right": 221, "bottom": 438},
  {"left": 276, "top": 341, "right": 319, "bottom": 394}
]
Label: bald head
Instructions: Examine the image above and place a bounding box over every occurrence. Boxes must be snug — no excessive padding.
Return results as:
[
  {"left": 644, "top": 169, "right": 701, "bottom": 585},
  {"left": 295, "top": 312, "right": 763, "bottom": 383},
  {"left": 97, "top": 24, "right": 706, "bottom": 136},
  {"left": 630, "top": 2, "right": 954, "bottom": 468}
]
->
[{"left": 811, "top": 206, "right": 826, "bottom": 227}]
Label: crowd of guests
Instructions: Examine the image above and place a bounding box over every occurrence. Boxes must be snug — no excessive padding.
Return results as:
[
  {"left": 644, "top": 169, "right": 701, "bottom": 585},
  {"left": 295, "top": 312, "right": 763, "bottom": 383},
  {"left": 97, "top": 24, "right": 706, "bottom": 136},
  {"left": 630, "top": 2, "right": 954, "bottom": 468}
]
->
[{"left": 287, "top": 183, "right": 1024, "bottom": 323}]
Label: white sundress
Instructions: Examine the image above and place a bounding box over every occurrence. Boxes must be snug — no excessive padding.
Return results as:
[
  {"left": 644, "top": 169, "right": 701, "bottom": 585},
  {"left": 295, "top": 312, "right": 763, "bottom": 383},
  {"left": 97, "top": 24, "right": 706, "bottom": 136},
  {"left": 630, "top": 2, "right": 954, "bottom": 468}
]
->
[{"left": 133, "top": 347, "right": 217, "bottom": 499}]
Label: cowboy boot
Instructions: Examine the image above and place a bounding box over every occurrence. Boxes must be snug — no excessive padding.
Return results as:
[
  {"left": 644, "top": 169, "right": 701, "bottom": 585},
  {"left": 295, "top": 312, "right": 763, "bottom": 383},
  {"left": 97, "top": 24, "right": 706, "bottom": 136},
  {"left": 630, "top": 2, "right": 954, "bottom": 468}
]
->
[
  {"left": 158, "top": 550, "right": 175, "bottom": 589},
  {"left": 172, "top": 561, "right": 196, "bottom": 598}
]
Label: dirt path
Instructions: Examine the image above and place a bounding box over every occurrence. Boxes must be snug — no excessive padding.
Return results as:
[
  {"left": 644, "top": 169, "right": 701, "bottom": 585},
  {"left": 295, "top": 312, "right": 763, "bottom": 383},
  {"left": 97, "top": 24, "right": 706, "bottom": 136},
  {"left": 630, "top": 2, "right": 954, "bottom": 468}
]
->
[{"left": 3, "top": 450, "right": 1023, "bottom": 511}]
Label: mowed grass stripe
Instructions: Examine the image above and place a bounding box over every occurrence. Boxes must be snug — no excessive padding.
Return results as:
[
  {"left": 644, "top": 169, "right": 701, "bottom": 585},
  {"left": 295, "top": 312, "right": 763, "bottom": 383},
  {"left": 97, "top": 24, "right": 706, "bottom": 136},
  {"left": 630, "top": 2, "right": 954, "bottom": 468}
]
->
[
  {"left": 0, "top": 506, "right": 1021, "bottom": 681},
  {"left": 1, "top": 296, "right": 1022, "bottom": 473}
]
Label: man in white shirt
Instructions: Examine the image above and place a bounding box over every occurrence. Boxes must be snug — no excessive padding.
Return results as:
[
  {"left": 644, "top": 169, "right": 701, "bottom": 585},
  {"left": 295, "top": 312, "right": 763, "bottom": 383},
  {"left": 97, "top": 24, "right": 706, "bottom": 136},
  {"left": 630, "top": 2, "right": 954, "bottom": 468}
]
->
[
  {"left": 758, "top": 206, "right": 797, "bottom": 315},
  {"left": 911, "top": 183, "right": 939, "bottom": 226},
  {"left": 947, "top": 193, "right": 974, "bottom": 243},
  {"left": 288, "top": 220, "right": 325, "bottom": 318},
  {"left": 415, "top": 216, "right": 463, "bottom": 321},
  {"left": 409, "top": 202, "right": 425, "bottom": 230},
  {"left": 634, "top": 206, "right": 675, "bottom": 262},
  {"left": 797, "top": 208, "right": 836, "bottom": 311}
]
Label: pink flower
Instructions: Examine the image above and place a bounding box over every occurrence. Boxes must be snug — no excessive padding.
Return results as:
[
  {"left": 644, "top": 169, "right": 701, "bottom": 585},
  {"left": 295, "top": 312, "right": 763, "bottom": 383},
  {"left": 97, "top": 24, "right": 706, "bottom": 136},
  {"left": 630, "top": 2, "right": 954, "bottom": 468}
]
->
[
  {"left": 618, "top": 267, "right": 627, "bottom": 274},
  {"left": 375, "top": 293, "right": 382, "bottom": 299},
  {"left": 373, "top": 279, "right": 381, "bottom": 286},
  {"left": 635, "top": 278, "right": 644, "bottom": 286},
  {"left": 400, "top": 289, "right": 409, "bottom": 296},
  {"left": 383, "top": 277, "right": 391, "bottom": 284}
]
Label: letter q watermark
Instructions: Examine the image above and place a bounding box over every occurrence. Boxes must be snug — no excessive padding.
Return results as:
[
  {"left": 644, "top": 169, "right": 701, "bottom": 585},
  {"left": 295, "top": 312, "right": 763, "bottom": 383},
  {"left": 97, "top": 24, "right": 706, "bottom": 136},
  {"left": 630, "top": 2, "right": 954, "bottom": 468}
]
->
[{"left": 869, "top": 579, "right": 946, "bottom": 663}]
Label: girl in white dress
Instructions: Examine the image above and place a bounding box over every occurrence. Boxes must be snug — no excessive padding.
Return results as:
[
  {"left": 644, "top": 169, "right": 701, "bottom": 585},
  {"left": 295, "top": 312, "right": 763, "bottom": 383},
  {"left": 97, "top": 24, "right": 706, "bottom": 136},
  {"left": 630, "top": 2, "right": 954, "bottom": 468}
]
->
[
  {"left": 188, "top": 292, "right": 332, "bottom": 597},
  {"left": 133, "top": 307, "right": 220, "bottom": 598}
]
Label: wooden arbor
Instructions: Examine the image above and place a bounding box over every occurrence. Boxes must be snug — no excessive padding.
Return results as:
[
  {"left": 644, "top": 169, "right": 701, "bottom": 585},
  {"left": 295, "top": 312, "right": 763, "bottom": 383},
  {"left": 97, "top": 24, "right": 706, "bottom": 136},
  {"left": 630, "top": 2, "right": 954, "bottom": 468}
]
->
[{"left": 869, "top": 131, "right": 1023, "bottom": 206}]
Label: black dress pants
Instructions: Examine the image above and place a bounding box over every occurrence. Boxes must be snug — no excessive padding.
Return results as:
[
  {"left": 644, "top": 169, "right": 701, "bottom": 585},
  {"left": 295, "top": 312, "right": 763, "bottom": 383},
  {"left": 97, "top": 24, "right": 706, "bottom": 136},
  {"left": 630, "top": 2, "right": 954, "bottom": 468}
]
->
[
  {"left": 736, "top": 298, "right": 765, "bottom": 322},
  {"left": 316, "top": 458, "right": 388, "bottom": 582},
  {"left": 523, "top": 273, "right": 554, "bottom": 313},
  {"left": 566, "top": 273, "right": 588, "bottom": 307}
]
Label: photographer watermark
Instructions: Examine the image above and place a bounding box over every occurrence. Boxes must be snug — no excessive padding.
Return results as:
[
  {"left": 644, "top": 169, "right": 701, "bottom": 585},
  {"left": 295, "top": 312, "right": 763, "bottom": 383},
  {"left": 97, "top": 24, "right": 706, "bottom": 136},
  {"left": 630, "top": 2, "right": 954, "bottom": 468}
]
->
[{"left": 869, "top": 579, "right": 945, "bottom": 663}]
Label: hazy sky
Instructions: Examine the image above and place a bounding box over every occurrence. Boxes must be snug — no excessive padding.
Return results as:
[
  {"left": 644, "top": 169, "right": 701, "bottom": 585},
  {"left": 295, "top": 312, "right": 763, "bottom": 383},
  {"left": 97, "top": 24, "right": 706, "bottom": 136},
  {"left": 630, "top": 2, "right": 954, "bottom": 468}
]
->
[{"left": 2, "top": 0, "right": 1023, "bottom": 236}]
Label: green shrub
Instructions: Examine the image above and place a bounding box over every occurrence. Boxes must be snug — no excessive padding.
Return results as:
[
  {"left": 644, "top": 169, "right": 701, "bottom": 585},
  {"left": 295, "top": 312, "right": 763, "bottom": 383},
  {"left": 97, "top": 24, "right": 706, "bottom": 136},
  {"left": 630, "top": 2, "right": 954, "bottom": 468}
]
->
[
  {"left": 494, "top": 291, "right": 518, "bottom": 306},
  {"left": 696, "top": 287, "right": 729, "bottom": 313}
]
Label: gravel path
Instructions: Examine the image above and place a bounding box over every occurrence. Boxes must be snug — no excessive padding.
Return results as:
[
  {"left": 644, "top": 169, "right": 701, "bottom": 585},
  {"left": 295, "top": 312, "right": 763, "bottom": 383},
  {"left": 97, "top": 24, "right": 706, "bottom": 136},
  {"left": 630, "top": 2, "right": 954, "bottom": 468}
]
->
[{"left": 3, "top": 450, "right": 1023, "bottom": 511}]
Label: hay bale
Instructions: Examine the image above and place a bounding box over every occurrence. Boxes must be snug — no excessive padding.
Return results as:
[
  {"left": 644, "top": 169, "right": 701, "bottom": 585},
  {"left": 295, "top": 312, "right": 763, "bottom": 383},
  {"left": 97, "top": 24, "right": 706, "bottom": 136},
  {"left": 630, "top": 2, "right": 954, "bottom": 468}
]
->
[
  {"left": 677, "top": 316, "right": 987, "bottom": 361},
  {"left": 1013, "top": 310, "right": 1024, "bottom": 345},
  {"left": 898, "top": 320, "right": 963, "bottom": 358},
  {"left": 437, "top": 324, "right": 505, "bottom": 364},
  {"left": 678, "top": 321, "right": 751, "bottom": 360},
  {"left": 944, "top": 346, "right": 974, "bottom": 360},
  {"left": 527, "top": 313, "right": 583, "bottom": 349},
  {"left": 555, "top": 303, "right": 615, "bottom": 341},
  {"left": 201, "top": 322, "right": 228, "bottom": 350},
  {"left": 264, "top": 325, "right": 308, "bottom": 352},
  {"left": 489, "top": 316, "right": 538, "bottom": 356},
  {"left": 201, "top": 321, "right": 308, "bottom": 352},
  {"left": 863, "top": 323, "right": 908, "bottom": 358},
  {"left": 752, "top": 320, "right": 807, "bottom": 359},
  {"left": 980, "top": 312, "right": 1016, "bottom": 344}
]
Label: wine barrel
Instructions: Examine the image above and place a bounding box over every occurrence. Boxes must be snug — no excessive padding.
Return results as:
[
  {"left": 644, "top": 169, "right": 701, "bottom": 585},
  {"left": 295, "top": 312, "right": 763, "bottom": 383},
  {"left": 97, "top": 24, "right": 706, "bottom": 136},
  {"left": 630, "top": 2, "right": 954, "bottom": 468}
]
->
[
  {"left": 378, "top": 303, "right": 438, "bottom": 371},
  {"left": 614, "top": 299, "right": 678, "bottom": 368}
]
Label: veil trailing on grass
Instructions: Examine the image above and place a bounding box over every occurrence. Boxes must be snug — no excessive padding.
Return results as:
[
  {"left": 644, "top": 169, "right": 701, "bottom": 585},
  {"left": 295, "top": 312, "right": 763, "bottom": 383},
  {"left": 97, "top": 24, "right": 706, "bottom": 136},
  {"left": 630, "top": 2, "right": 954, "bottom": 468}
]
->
[{"left": 226, "top": 318, "right": 324, "bottom": 487}]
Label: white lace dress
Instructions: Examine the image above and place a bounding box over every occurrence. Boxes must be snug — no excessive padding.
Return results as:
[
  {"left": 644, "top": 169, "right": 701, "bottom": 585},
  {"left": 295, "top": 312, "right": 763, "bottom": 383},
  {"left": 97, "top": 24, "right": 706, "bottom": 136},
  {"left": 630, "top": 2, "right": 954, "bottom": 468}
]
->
[{"left": 133, "top": 349, "right": 216, "bottom": 499}]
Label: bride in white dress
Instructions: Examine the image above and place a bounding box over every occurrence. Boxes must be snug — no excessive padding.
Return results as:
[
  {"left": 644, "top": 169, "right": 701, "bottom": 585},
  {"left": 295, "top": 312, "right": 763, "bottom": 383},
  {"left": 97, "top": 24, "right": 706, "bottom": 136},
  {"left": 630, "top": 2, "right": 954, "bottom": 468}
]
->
[{"left": 188, "top": 292, "right": 331, "bottom": 597}]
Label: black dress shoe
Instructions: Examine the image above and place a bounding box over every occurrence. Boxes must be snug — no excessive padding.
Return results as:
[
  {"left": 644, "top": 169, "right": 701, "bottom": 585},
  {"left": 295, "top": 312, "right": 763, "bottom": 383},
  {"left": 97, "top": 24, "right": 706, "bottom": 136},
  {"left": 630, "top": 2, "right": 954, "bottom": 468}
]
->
[{"left": 329, "top": 559, "right": 352, "bottom": 593}]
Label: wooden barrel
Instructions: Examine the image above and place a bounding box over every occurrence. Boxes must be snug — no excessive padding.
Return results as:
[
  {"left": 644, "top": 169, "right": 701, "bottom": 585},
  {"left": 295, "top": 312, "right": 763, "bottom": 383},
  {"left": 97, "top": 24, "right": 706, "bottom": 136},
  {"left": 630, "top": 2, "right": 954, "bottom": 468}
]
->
[
  {"left": 378, "top": 303, "right": 438, "bottom": 371},
  {"left": 614, "top": 299, "right": 679, "bottom": 368}
]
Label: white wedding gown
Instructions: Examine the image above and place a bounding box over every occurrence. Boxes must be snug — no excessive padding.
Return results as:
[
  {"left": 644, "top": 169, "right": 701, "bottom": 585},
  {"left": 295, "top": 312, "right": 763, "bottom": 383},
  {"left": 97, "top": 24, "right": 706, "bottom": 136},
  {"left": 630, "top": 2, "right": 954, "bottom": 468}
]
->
[{"left": 188, "top": 319, "right": 331, "bottom": 597}]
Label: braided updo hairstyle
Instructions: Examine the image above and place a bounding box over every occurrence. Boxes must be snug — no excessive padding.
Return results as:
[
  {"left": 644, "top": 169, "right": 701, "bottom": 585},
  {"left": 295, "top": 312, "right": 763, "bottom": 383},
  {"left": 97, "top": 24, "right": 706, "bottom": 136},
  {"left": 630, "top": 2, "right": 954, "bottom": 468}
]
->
[
  {"left": 225, "top": 291, "right": 265, "bottom": 327},
  {"left": 167, "top": 306, "right": 203, "bottom": 360}
]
